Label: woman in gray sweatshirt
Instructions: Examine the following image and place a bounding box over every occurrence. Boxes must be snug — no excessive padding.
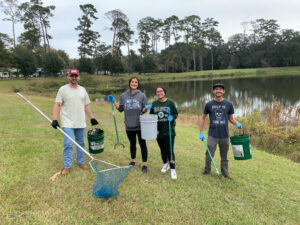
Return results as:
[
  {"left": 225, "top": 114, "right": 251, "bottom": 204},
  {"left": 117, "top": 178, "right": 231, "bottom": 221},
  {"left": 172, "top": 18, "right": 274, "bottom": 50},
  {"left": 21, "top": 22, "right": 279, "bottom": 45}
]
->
[{"left": 112, "top": 77, "right": 148, "bottom": 173}]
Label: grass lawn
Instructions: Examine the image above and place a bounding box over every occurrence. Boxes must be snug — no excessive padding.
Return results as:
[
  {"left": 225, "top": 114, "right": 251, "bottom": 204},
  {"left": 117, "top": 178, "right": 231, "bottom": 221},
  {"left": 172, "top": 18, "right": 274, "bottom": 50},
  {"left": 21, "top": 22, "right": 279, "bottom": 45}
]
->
[{"left": 0, "top": 80, "right": 299, "bottom": 224}]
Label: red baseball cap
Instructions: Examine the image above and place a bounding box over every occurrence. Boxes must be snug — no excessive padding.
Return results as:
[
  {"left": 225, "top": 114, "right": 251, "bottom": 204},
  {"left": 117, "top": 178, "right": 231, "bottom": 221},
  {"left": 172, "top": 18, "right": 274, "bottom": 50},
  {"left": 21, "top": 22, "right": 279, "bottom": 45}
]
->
[{"left": 68, "top": 69, "right": 79, "bottom": 76}]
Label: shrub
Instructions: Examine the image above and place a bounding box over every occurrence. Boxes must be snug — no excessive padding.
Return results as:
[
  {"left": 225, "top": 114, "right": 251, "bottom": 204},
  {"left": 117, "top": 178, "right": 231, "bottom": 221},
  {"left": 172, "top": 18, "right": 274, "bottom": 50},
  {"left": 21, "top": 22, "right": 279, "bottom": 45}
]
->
[{"left": 235, "top": 103, "right": 300, "bottom": 162}]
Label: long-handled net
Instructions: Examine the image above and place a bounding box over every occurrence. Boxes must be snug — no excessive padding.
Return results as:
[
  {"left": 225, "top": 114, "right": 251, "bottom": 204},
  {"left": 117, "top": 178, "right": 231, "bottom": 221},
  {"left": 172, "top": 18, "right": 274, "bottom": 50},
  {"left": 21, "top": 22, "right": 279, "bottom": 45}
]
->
[
  {"left": 91, "top": 161, "right": 131, "bottom": 197},
  {"left": 17, "top": 92, "right": 131, "bottom": 198}
]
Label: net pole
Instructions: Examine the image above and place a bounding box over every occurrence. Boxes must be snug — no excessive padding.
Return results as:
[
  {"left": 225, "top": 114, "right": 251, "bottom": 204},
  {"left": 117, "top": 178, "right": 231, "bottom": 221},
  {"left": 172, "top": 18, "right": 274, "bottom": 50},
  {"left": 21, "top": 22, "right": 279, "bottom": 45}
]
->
[{"left": 17, "top": 92, "right": 120, "bottom": 168}]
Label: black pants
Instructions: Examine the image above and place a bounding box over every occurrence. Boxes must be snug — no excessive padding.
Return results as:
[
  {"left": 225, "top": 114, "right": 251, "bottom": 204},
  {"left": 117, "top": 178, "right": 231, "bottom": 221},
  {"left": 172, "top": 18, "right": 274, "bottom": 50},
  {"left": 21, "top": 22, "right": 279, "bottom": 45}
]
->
[
  {"left": 157, "top": 135, "right": 175, "bottom": 169},
  {"left": 126, "top": 130, "right": 148, "bottom": 162}
]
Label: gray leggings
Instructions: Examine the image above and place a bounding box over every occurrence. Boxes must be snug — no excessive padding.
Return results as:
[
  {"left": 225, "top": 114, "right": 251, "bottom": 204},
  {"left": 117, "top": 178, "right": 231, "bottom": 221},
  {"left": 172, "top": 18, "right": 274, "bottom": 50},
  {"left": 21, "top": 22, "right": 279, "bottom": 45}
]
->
[{"left": 204, "top": 136, "right": 229, "bottom": 176}]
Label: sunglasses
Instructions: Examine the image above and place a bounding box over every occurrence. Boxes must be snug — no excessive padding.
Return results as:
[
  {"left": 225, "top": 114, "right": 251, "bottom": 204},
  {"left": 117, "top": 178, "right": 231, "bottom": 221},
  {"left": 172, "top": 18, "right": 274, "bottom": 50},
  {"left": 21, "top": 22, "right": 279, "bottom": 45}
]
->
[{"left": 70, "top": 74, "right": 79, "bottom": 77}]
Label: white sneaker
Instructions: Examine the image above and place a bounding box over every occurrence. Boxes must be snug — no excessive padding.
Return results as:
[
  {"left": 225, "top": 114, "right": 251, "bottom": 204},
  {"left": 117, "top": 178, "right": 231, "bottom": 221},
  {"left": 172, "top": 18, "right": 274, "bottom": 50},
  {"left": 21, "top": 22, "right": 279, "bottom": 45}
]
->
[
  {"left": 161, "top": 163, "right": 170, "bottom": 173},
  {"left": 171, "top": 169, "right": 177, "bottom": 180}
]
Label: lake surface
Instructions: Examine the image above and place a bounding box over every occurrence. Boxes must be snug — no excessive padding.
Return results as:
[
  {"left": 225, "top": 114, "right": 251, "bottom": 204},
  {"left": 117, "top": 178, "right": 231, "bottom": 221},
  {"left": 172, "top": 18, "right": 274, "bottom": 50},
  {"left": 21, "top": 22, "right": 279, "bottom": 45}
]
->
[
  {"left": 98, "top": 75, "right": 300, "bottom": 116},
  {"left": 136, "top": 75, "right": 300, "bottom": 116}
]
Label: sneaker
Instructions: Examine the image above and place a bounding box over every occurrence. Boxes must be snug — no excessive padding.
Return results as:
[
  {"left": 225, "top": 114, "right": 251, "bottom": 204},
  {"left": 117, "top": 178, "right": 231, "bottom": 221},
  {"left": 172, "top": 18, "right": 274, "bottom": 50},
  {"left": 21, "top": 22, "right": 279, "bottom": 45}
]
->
[
  {"left": 171, "top": 169, "right": 177, "bottom": 180},
  {"left": 129, "top": 161, "right": 136, "bottom": 166},
  {"left": 224, "top": 175, "right": 232, "bottom": 180},
  {"left": 202, "top": 171, "right": 210, "bottom": 175},
  {"left": 161, "top": 163, "right": 170, "bottom": 173},
  {"left": 142, "top": 165, "right": 148, "bottom": 173},
  {"left": 61, "top": 168, "right": 70, "bottom": 175}
]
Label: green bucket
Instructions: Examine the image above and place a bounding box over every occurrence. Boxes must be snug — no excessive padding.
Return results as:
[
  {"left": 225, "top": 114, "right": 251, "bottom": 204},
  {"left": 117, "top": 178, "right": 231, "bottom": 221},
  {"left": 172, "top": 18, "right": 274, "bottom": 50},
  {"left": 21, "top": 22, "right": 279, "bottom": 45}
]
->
[
  {"left": 230, "top": 134, "right": 252, "bottom": 160},
  {"left": 87, "top": 128, "right": 104, "bottom": 154}
]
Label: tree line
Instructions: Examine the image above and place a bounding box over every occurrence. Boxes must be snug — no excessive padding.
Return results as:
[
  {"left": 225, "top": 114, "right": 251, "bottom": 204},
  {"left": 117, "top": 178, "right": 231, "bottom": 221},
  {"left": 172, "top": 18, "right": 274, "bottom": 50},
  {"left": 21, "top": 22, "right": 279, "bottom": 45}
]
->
[{"left": 1, "top": 0, "right": 300, "bottom": 77}]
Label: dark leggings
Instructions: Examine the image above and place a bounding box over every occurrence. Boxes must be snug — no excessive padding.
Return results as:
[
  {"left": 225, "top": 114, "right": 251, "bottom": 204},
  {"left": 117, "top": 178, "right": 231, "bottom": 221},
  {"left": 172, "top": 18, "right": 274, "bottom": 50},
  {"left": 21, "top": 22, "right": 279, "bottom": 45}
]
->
[
  {"left": 126, "top": 130, "right": 148, "bottom": 162},
  {"left": 157, "top": 135, "right": 175, "bottom": 169}
]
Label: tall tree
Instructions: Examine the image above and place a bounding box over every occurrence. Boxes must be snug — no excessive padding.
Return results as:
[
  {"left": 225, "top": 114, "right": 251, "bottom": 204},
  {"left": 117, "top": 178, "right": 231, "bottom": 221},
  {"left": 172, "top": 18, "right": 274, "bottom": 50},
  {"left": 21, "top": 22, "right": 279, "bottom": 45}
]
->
[
  {"left": 250, "top": 18, "right": 280, "bottom": 44},
  {"left": 137, "top": 17, "right": 151, "bottom": 57},
  {"left": 15, "top": 46, "right": 37, "bottom": 77},
  {"left": 18, "top": 1, "right": 40, "bottom": 49},
  {"left": 93, "top": 43, "right": 111, "bottom": 73},
  {"left": 105, "top": 9, "right": 132, "bottom": 57},
  {"left": 120, "top": 26, "right": 134, "bottom": 56},
  {"left": 44, "top": 50, "right": 64, "bottom": 75},
  {"left": 150, "top": 17, "right": 162, "bottom": 55},
  {"left": 19, "top": 0, "right": 55, "bottom": 53},
  {"left": 75, "top": 4, "right": 100, "bottom": 58},
  {"left": 162, "top": 15, "right": 181, "bottom": 47},
  {"left": 78, "top": 57, "right": 94, "bottom": 73},
  {"left": 138, "top": 17, "right": 162, "bottom": 56},
  {"left": 127, "top": 50, "right": 143, "bottom": 74},
  {"left": 249, "top": 18, "right": 280, "bottom": 66},
  {"left": 162, "top": 15, "right": 181, "bottom": 72},
  {"left": 179, "top": 15, "right": 201, "bottom": 71},
  {"left": 0, "top": 0, "right": 20, "bottom": 49},
  {"left": 33, "top": 1, "right": 55, "bottom": 51},
  {"left": 0, "top": 32, "right": 14, "bottom": 68},
  {"left": 275, "top": 29, "right": 300, "bottom": 66},
  {"left": 56, "top": 49, "right": 69, "bottom": 69},
  {"left": 202, "top": 17, "right": 222, "bottom": 70}
]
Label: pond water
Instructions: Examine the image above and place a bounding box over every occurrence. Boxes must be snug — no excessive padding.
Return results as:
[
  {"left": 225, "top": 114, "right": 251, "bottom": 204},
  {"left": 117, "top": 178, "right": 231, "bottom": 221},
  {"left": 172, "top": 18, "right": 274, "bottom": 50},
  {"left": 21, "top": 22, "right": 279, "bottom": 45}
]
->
[{"left": 137, "top": 75, "right": 300, "bottom": 116}]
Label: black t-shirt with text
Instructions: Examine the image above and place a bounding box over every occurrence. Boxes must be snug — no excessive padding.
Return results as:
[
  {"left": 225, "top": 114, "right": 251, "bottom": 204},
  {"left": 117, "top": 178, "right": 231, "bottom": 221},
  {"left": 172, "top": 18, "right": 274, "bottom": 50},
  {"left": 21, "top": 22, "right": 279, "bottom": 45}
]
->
[
  {"left": 150, "top": 99, "right": 178, "bottom": 139},
  {"left": 203, "top": 99, "right": 234, "bottom": 138}
]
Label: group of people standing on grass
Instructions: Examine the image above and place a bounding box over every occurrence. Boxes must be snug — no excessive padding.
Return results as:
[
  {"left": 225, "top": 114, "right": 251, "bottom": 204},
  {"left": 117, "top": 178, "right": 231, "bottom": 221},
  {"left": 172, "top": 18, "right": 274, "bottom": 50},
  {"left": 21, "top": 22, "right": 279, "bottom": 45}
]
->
[
  {"left": 51, "top": 69, "right": 242, "bottom": 180},
  {"left": 107, "top": 77, "right": 178, "bottom": 179}
]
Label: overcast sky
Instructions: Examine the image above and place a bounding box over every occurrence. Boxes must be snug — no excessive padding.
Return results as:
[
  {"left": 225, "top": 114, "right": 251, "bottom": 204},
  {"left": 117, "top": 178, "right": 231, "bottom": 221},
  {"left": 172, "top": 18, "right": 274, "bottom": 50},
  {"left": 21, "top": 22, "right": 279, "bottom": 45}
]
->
[{"left": 1, "top": 0, "right": 300, "bottom": 58}]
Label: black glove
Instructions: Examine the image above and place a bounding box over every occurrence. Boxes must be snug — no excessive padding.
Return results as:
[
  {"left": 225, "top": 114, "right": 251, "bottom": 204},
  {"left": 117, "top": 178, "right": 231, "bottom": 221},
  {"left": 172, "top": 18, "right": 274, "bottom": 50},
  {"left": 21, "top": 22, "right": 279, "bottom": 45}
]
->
[
  {"left": 91, "top": 118, "right": 98, "bottom": 126},
  {"left": 51, "top": 120, "right": 60, "bottom": 129}
]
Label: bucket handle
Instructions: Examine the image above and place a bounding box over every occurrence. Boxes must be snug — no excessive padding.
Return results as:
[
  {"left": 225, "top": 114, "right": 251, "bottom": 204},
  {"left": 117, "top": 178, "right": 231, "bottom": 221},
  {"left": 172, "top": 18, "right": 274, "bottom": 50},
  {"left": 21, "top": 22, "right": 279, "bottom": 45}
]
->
[
  {"left": 88, "top": 123, "right": 104, "bottom": 135},
  {"left": 233, "top": 125, "right": 245, "bottom": 136}
]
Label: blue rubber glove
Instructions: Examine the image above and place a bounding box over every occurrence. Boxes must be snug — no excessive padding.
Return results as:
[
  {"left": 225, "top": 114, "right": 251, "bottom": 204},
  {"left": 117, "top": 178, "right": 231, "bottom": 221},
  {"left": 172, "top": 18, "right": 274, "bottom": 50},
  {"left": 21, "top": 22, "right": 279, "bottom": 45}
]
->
[
  {"left": 199, "top": 132, "right": 205, "bottom": 141},
  {"left": 167, "top": 108, "right": 173, "bottom": 121},
  {"left": 145, "top": 104, "right": 152, "bottom": 109},
  {"left": 236, "top": 122, "right": 242, "bottom": 129},
  {"left": 168, "top": 115, "right": 173, "bottom": 122},
  {"left": 107, "top": 95, "right": 115, "bottom": 103}
]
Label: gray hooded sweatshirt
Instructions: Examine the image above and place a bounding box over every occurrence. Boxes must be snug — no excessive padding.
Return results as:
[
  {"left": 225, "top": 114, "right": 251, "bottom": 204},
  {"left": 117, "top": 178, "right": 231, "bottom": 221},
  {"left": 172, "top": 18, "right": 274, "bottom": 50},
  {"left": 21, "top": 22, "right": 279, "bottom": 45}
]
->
[{"left": 118, "top": 89, "right": 147, "bottom": 131}]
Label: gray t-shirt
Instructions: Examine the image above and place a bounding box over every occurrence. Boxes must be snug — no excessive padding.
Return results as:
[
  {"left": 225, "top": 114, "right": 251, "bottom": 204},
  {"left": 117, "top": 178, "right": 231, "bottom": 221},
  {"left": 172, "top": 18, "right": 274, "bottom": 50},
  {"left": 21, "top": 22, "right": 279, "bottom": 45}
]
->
[
  {"left": 118, "top": 89, "right": 147, "bottom": 131},
  {"left": 203, "top": 99, "right": 234, "bottom": 138}
]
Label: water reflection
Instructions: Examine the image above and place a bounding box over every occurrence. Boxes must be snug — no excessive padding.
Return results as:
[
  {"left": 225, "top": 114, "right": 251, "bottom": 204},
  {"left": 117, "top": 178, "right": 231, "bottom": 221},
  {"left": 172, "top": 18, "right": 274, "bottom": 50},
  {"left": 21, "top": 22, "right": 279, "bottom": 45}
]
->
[{"left": 139, "top": 76, "right": 300, "bottom": 116}]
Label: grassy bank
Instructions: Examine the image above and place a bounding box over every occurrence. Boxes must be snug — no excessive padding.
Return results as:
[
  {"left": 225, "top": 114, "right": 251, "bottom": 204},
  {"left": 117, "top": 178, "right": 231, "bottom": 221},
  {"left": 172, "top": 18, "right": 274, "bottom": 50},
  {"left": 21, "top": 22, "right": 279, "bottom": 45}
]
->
[
  {"left": 127, "top": 66, "right": 300, "bottom": 83},
  {"left": 0, "top": 85, "right": 299, "bottom": 224},
  {"left": 5, "top": 66, "right": 300, "bottom": 99}
]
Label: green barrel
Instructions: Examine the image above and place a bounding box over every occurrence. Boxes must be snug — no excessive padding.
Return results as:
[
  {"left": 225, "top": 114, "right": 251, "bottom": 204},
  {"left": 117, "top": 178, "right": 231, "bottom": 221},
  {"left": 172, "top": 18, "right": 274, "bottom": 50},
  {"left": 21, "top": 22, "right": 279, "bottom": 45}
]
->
[
  {"left": 87, "top": 129, "right": 104, "bottom": 154},
  {"left": 230, "top": 134, "right": 252, "bottom": 160}
]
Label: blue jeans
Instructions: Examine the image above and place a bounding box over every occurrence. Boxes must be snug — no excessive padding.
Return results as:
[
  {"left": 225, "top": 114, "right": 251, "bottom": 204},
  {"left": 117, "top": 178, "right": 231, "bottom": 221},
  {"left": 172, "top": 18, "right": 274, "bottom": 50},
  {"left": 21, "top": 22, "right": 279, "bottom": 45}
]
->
[{"left": 62, "top": 128, "right": 85, "bottom": 168}]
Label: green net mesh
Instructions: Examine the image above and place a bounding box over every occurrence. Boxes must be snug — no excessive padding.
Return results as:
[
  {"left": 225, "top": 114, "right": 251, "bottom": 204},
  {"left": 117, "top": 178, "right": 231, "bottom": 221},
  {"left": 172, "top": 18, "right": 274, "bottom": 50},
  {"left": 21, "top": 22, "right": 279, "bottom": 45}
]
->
[{"left": 89, "top": 160, "right": 131, "bottom": 198}]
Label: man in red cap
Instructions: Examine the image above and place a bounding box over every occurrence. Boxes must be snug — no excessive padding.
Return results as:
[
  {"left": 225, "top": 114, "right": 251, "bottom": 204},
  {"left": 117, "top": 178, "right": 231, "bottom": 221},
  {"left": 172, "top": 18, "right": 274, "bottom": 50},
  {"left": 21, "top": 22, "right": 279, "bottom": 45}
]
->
[{"left": 51, "top": 69, "right": 99, "bottom": 175}]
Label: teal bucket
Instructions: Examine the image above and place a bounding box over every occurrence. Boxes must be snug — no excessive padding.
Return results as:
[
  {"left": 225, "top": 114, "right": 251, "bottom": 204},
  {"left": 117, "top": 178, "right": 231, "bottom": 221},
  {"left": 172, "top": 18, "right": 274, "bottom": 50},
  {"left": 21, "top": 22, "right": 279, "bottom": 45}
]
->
[
  {"left": 230, "top": 134, "right": 252, "bottom": 160},
  {"left": 87, "top": 128, "right": 104, "bottom": 154}
]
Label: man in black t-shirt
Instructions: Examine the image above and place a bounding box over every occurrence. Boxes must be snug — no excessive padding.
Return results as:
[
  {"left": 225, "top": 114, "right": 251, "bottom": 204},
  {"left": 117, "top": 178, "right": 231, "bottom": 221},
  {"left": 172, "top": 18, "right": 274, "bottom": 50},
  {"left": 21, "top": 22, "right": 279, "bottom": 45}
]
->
[{"left": 198, "top": 83, "right": 242, "bottom": 179}]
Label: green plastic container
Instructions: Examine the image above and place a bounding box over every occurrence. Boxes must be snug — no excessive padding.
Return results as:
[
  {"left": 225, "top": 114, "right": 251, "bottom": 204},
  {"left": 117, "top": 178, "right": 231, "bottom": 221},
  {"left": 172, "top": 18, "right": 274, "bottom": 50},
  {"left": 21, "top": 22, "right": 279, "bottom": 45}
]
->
[
  {"left": 87, "top": 129, "right": 104, "bottom": 154},
  {"left": 230, "top": 134, "right": 252, "bottom": 160}
]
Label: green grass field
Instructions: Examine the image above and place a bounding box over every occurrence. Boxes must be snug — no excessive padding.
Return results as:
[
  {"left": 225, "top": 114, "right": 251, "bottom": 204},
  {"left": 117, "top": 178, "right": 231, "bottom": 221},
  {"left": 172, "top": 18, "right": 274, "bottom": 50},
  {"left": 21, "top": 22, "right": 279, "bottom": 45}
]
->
[{"left": 0, "top": 79, "right": 299, "bottom": 224}]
